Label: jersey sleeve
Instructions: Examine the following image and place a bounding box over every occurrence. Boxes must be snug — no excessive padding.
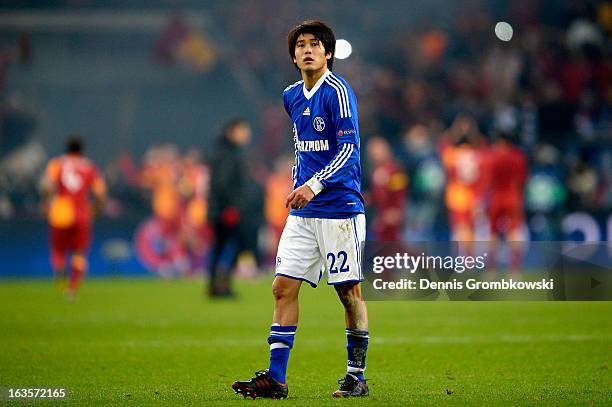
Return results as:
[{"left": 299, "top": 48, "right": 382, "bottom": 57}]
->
[
  {"left": 311, "top": 142, "right": 359, "bottom": 188},
  {"left": 308, "top": 81, "right": 359, "bottom": 187},
  {"left": 283, "top": 91, "right": 291, "bottom": 117},
  {"left": 91, "top": 165, "right": 107, "bottom": 197},
  {"left": 284, "top": 89, "right": 298, "bottom": 187},
  {"left": 45, "top": 158, "right": 61, "bottom": 185},
  {"left": 283, "top": 91, "right": 290, "bottom": 116},
  {"left": 326, "top": 80, "right": 359, "bottom": 145},
  {"left": 303, "top": 81, "right": 361, "bottom": 191}
]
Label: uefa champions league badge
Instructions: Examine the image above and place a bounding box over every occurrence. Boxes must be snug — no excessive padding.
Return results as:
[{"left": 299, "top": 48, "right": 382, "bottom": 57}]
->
[{"left": 313, "top": 117, "right": 325, "bottom": 132}]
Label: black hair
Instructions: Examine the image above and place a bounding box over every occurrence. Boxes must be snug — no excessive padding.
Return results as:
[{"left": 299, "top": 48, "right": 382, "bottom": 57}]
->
[
  {"left": 287, "top": 20, "right": 335, "bottom": 71},
  {"left": 498, "top": 131, "right": 519, "bottom": 145},
  {"left": 454, "top": 134, "right": 471, "bottom": 146},
  {"left": 66, "top": 135, "right": 83, "bottom": 154}
]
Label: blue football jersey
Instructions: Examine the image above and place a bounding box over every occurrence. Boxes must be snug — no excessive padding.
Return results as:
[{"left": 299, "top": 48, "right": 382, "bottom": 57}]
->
[{"left": 283, "top": 70, "right": 364, "bottom": 219}]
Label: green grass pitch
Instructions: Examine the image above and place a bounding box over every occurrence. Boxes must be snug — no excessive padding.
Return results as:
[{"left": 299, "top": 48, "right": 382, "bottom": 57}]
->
[{"left": 0, "top": 277, "right": 610, "bottom": 405}]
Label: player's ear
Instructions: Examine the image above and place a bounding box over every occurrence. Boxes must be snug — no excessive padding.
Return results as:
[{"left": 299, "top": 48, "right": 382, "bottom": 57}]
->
[{"left": 325, "top": 52, "right": 331, "bottom": 60}]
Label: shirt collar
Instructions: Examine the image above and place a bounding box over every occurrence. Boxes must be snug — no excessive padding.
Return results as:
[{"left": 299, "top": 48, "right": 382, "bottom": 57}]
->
[{"left": 303, "top": 69, "right": 330, "bottom": 100}]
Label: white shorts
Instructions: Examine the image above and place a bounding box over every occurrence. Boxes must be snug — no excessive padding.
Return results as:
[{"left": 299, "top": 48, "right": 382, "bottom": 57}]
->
[{"left": 275, "top": 214, "right": 366, "bottom": 287}]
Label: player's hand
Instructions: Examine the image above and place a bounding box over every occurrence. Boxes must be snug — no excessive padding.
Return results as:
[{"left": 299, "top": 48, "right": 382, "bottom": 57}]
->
[{"left": 285, "top": 185, "right": 315, "bottom": 209}]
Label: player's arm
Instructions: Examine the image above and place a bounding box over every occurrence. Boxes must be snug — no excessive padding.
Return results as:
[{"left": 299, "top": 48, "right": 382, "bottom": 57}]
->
[
  {"left": 286, "top": 85, "right": 360, "bottom": 209},
  {"left": 91, "top": 169, "right": 107, "bottom": 216},
  {"left": 283, "top": 90, "right": 299, "bottom": 189},
  {"left": 285, "top": 142, "right": 360, "bottom": 209},
  {"left": 41, "top": 159, "right": 60, "bottom": 214}
]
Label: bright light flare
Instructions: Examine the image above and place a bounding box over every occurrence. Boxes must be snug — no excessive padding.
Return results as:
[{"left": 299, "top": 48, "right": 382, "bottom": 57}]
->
[
  {"left": 335, "top": 39, "right": 352, "bottom": 59},
  {"left": 495, "top": 21, "right": 514, "bottom": 42}
]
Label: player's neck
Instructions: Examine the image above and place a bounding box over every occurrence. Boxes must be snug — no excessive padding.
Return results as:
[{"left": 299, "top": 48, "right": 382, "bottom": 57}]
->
[{"left": 301, "top": 67, "right": 328, "bottom": 90}]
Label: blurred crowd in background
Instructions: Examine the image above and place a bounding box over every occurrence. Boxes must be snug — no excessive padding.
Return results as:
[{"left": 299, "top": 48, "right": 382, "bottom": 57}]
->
[{"left": 0, "top": 0, "right": 610, "bottom": 275}]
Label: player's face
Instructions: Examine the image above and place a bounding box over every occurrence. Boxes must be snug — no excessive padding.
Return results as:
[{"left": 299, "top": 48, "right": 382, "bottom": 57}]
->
[
  {"left": 367, "top": 138, "right": 391, "bottom": 164},
  {"left": 293, "top": 33, "right": 331, "bottom": 74},
  {"left": 231, "top": 123, "right": 251, "bottom": 146}
]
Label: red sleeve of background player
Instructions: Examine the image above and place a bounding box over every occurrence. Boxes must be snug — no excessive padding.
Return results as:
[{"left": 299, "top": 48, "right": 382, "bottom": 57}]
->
[
  {"left": 45, "top": 158, "right": 61, "bottom": 187},
  {"left": 89, "top": 162, "right": 107, "bottom": 198}
]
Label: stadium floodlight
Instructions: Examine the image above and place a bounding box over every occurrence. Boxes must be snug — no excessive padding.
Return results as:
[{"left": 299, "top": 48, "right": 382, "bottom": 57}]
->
[
  {"left": 494, "top": 21, "right": 514, "bottom": 42},
  {"left": 335, "top": 39, "right": 353, "bottom": 59}
]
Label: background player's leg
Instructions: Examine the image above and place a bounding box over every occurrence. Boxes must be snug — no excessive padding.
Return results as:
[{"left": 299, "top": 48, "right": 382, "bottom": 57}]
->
[
  {"left": 50, "top": 227, "right": 67, "bottom": 292},
  {"left": 51, "top": 247, "right": 67, "bottom": 292},
  {"left": 508, "top": 214, "right": 525, "bottom": 274},
  {"left": 267, "top": 275, "right": 301, "bottom": 384},
  {"left": 67, "top": 251, "right": 87, "bottom": 299},
  {"left": 65, "top": 224, "right": 91, "bottom": 299},
  {"left": 335, "top": 283, "right": 369, "bottom": 381},
  {"left": 208, "top": 222, "right": 237, "bottom": 297}
]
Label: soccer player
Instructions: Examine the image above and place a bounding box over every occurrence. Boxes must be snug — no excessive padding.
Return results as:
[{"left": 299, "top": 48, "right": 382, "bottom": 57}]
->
[
  {"left": 366, "top": 136, "right": 408, "bottom": 241},
  {"left": 438, "top": 114, "right": 487, "bottom": 241},
  {"left": 43, "top": 136, "right": 107, "bottom": 299},
  {"left": 232, "top": 20, "right": 369, "bottom": 399},
  {"left": 180, "top": 150, "right": 211, "bottom": 277},
  {"left": 207, "top": 119, "right": 253, "bottom": 297},
  {"left": 486, "top": 132, "right": 528, "bottom": 271}
]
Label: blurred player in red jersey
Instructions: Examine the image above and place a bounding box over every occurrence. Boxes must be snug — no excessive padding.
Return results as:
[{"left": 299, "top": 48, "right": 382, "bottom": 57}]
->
[
  {"left": 180, "top": 150, "right": 211, "bottom": 276},
  {"left": 485, "top": 132, "right": 528, "bottom": 271},
  {"left": 366, "top": 136, "right": 408, "bottom": 241},
  {"left": 43, "top": 136, "right": 107, "bottom": 299},
  {"left": 138, "top": 145, "right": 186, "bottom": 275},
  {"left": 140, "top": 145, "right": 183, "bottom": 240},
  {"left": 439, "top": 114, "right": 487, "bottom": 241},
  {"left": 264, "top": 155, "right": 294, "bottom": 260}
]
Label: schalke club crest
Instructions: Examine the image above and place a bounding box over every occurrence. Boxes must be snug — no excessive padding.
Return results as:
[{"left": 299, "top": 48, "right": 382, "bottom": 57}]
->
[{"left": 313, "top": 116, "right": 325, "bottom": 132}]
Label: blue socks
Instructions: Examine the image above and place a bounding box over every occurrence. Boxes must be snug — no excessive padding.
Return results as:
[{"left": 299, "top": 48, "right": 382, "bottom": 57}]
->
[
  {"left": 267, "top": 326, "right": 368, "bottom": 383},
  {"left": 346, "top": 328, "right": 369, "bottom": 381},
  {"left": 267, "top": 325, "right": 296, "bottom": 384}
]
